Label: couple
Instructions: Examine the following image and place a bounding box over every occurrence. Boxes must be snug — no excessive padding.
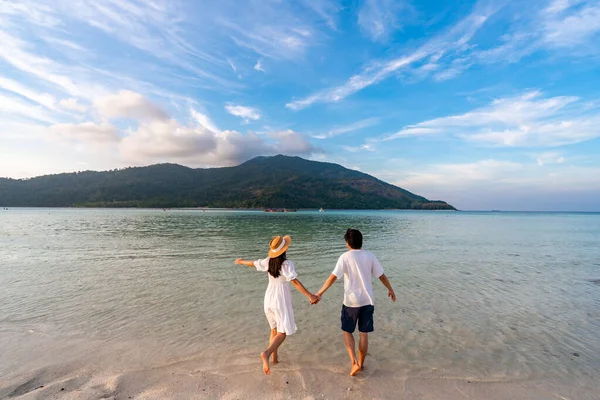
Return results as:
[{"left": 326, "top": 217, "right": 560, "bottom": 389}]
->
[{"left": 234, "top": 228, "right": 396, "bottom": 376}]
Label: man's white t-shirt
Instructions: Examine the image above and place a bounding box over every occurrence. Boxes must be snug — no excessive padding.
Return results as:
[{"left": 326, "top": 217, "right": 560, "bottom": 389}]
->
[{"left": 332, "top": 249, "right": 384, "bottom": 307}]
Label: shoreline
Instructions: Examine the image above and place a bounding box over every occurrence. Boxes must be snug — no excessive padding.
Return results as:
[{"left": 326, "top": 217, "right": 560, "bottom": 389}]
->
[
  {"left": 1, "top": 206, "right": 458, "bottom": 212},
  {"left": 4, "top": 207, "right": 600, "bottom": 213},
  {"left": 1, "top": 324, "right": 597, "bottom": 400},
  {"left": 1, "top": 354, "right": 596, "bottom": 400}
]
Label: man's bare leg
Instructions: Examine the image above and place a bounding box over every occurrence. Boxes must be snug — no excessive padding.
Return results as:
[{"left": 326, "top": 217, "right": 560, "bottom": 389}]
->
[
  {"left": 269, "top": 328, "right": 279, "bottom": 364},
  {"left": 343, "top": 332, "right": 361, "bottom": 376},
  {"left": 358, "top": 332, "right": 368, "bottom": 370},
  {"left": 261, "top": 332, "right": 286, "bottom": 375}
]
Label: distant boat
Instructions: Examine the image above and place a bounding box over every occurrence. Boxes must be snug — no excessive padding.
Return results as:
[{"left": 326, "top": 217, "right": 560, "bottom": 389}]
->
[{"left": 319, "top": 208, "right": 324, "bottom": 212}]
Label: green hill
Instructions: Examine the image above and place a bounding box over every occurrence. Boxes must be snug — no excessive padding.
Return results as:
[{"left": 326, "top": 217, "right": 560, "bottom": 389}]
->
[{"left": 0, "top": 155, "right": 455, "bottom": 210}]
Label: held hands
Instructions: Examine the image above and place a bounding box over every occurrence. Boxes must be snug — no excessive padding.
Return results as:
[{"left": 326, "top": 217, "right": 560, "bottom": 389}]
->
[{"left": 309, "top": 293, "right": 321, "bottom": 305}]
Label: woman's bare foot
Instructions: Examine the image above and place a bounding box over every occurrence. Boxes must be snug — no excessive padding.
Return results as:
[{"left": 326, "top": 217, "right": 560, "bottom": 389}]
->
[
  {"left": 272, "top": 357, "right": 279, "bottom": 365},
  {"left": 261, "top": 352, "right": 271, "bottom": 375},
  {"left": 350, "top": 363, "right": 361, "bottom": 376}
]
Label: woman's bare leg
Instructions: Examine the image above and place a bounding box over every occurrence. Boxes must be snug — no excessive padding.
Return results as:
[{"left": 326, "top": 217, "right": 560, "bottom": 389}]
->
[
  {"left": 269, "top": 328, "right": 279, "bottom": 364},
  {"left": 261, "top": 332, "right": 286, "bottom": 374}
]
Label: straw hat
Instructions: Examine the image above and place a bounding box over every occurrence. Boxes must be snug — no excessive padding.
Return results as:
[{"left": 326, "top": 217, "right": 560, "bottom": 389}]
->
[{"left": 268, "top": 235, "right": 291, "bottom": 258}]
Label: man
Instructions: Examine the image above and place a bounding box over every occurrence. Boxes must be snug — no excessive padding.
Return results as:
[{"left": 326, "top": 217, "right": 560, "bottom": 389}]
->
[{"left": 314, "top": 228, "right": 396, "bottom": 376}]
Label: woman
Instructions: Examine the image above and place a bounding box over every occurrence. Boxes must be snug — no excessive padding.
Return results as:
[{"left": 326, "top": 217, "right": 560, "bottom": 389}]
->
[{"left": 235, "top": 235, "right": 318, "bottom": 374}]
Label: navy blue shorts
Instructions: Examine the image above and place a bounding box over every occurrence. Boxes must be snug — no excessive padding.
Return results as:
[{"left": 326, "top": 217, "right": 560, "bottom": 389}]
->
[{"left": 341, "top": 305, "right": 374, "bottom": 333}]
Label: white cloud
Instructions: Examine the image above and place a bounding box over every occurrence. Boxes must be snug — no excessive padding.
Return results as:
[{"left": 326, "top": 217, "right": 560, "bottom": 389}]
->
[
  {"left": 0, "top": 27, "right": 118, "bottom": 107},
  {"left": 49, "top": 122, "right": 120, "bottom": 143},
  {"left": 0, "top": 94, "right": 57, "bottom": 123},
  {"left": 190, "top": 108, "right": 221, "bottom": 133},
  {"left": 120, "top": 124, "right": 317, "bottom": 167},
  {"left": 0, "top": 83, "right": 317, "bottom": 170},
  {"left": 224, "top": 19, "right": 312, "bottom": 60},
  {"left": 0, "top": 77, "right": 56, "bottom": 110},
  {"left": 545, "top": 0, "right": 577, "bottom": 14},
  {"left": 0, "top": 1, "right": 61, "bottom": 28},
  {"left": 342, "top": 144, "right": 376, "bottom": 152},
  {"left": 397, "top": 159, "right": 523, "bottom": 188},
  {"left": 358, "top": 0, "right": 414, "bottom": 41},
  {"left": 59, "top": 98, "right": 87, "bottom": 113},
  {"left": 534, "top": 152, "right": 566, "bottom": 166},
  {"left": 227, "top": 59, "right": 237, "bottom": 72},
  {"left": 190, "top": 109, "right": 220, "bottom": 133},
  {"left": 286, "top": 49, "right": 425, "bottom": 110},
  {"left": 287, "top": 0, "right": 600, "bottom": 112},
  {"left": 433, "top": 58, "right": 472, "bottom": 81},
  {"left": 225, "top": 104, "right": 261, "bottom": 122},
  {"left": 392, "top": 158, "right": 600, "bottom": 210},
  {"left": 94, "top": 90, "right": 169, "bottom": 121},
  {"left": 120, "top": 119, "right": 218, "bottom": 161},
  {"left": 381, "top": 91, "right": 600, "bottom": 147},
  {"left": 381, "top": 127, "right": 439, "bottom": 139},
  {"left": 475, "top": 0, "right": 600, "bottom": 64},
  {"left": 542, "top": 0, "right": 600, "bottom": 47},
  {"left": 253, "top": 59, "right": 265, "bottom": 72},
  {"left": 268, "top": 130, "right": 319, "bottom": 155},
  {"left": 286, "top": 3, "right": 495, "bottom": 110},
  {"left": 0, "top": 0, "right": 239, "bottom": 93},
  {"left": 312, "top": 117, "right": 380, "bottom": 139},
  {"left": 38, "top": 92, "right": 318, "bottom": 168},
  {"left": 44, "top": 37, "right": 85, "bottom": 51},
  {"left": 0, "top": 30, "right": 83, "bottom": 98},
  {"left": 300, "top": 0, "right": 340, "bottom": 30}
]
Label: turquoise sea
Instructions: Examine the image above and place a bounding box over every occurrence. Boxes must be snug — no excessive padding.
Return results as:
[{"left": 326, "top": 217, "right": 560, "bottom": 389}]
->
[{"left": 1, "top": 209, "right": 599, "bottom": 394}]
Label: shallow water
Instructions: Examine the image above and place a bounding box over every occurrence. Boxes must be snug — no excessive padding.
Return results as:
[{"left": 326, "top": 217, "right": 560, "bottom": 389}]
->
[{"left": 1, "top": 209, "right": 599, "bottom": 386}]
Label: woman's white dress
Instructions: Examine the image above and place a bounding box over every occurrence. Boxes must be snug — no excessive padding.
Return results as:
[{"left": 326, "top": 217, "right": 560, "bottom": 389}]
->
[{"left": 253, "top": 258, "right": 298, "bottom": 335}]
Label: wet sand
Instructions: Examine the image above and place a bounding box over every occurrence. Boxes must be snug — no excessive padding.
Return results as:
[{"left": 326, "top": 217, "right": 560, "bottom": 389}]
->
[
  {"left": 1, "top": 330, "right": 597, "bottom": 400},
  {"left": 2, "top": 358, "right": 597, "bottom": 400}
]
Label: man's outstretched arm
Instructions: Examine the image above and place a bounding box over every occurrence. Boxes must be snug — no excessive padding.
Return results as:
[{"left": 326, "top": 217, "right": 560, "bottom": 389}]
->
[
  {"left": 379, "top": 274, "right": 396, "bottom": 301},
  {"left": 316, "top": 274, "right": 338, "bottom": 298}
]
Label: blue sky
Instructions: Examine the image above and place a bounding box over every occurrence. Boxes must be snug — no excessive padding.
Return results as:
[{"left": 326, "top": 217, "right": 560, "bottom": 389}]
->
[{"left": 1, "top": 0, "right": 599, "bottom": 211}]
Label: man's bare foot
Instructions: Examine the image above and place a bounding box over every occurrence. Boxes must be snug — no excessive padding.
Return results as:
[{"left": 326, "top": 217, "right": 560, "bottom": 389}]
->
[
  {"left": 350, "top": 363, "right": 361, "bottom": 376},
  {"left": 272, "top": 357, "right": 279, "bottom": 365},
  {"left": 261, "top": 352, "right": 270, "bottom": 375}
]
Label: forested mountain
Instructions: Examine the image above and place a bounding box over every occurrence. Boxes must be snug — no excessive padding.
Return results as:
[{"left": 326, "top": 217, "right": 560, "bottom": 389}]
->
[{"left": 0, "top": 155, "right": 455, "bottom": 210}]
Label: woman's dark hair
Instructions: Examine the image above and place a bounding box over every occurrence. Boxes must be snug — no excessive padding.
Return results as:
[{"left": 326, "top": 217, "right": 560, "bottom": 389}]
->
[
  {"left": 344, "top": 228, "right": 363, "bottom": 249},
  {"left": 268, "top": 252, "right": 286, "bottom": 278}
]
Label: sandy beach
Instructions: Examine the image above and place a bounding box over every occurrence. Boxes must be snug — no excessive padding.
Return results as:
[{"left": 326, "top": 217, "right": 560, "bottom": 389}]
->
[
  {"left": 2, "top": 357, "right": 597, "bottom": 399},
  {"left": 1, "top": 323, "right": 598, "bottom": 400},
  {"left": 2, "top": 352, "right": 597, "bottom": 399}
]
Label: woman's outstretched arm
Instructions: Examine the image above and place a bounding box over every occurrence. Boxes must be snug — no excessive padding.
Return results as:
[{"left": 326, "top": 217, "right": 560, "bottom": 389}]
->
[
  {"left": 235, "top": 258, "right": 256, "bottom": 267},
  {"left": 290, "top": 279, "right": 319, "bottom": 304}
]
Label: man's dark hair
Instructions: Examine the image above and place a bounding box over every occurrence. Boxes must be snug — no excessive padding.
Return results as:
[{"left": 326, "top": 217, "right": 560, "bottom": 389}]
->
[{"left": 344, "top": 228, "right": 363, "bottom": 249}]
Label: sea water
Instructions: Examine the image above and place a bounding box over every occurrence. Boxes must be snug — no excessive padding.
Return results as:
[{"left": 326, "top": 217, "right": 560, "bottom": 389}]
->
[{"left": 1, "top": 209, "right": 599, "bottom": 385}]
